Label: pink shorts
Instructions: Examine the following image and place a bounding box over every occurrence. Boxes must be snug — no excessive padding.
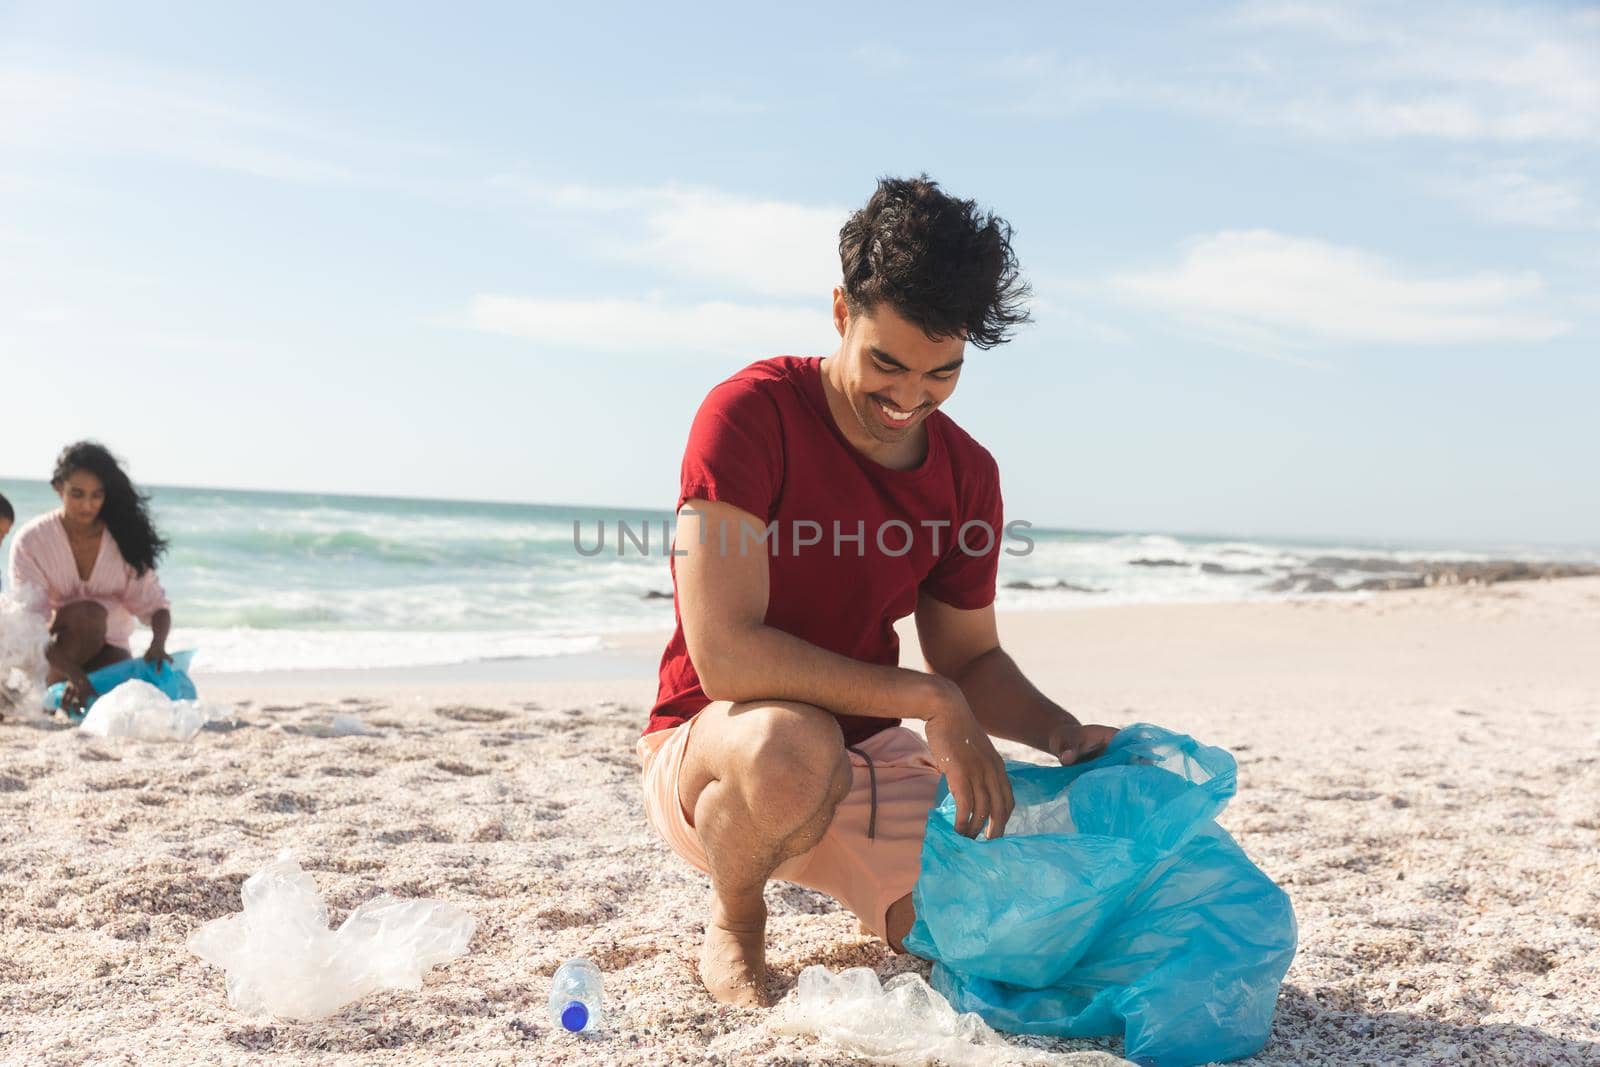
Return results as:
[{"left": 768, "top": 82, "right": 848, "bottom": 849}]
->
[{"left": 637, "top": 715, "right": 941, "bottom": 939}]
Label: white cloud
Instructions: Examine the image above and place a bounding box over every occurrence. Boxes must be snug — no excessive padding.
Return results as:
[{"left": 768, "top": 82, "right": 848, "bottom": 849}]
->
[
  {"left": 458, "top": 183, "right": 848, "bottom": 358},
  {"left": 991, "top": 4, "right": 1600, "bottom": 145},
  {"left": 1222, "top": 2, "right": 1600, "bottom": 143},
  {"left": 1107, "top": 230, "right": 1569, "bottom": 347},
  {"left": 0, "top": 57, "right": 414, "bottom": 184},
  {"left": 20, "top": 302, "right": 71, "bottom": 325},
  {"left": 462, "top": 294, "right": 832, "bottom": 360},
  {"left": 503, "top": 180, "right": 847, "bottom": 299},
  {"left": 1432, "top": 166, "right": 1594, "bottom": 230},
  {"left": 1028, "top": 291, "right": 1134, "bottom": 346},
  {"left": 970, "top": 53, "right": 1132, "bottom": 118}
]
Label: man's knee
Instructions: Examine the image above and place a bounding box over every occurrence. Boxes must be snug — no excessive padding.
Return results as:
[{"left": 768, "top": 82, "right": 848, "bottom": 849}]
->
[{"left": 730, "top": 700, "right": 852, "bottom": 817}]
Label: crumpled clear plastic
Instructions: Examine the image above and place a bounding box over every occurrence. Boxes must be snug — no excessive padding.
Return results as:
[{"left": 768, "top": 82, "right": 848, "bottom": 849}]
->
[
  {"left": 998, "top": 790, "right": 1076, "bottom": 837},
  {"left": 77, "top": 679, "right": 234, "bottom": 741},
  {"left": 0, "top": 588, "right": 49, "bottom": 718},
  {"left": 772, "top": 965, "right": 1133, "bottom": 1067},
  {"left": 279, "top": 714, "right": 375, "bottom": 738},
  {"left": 46, "top": 649, "right": 200, "bottom": 718},
  {"left": 906, "top": 724, "right": 1298, "bottom": 1067},
  {"left": 189, "top": 852, "right": 475, "bottom": 1021}
]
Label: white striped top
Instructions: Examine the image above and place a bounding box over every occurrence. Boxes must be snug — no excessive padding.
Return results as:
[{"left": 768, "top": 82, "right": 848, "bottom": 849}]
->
[{"left": 7, "top": 510, "right": 170, "bottom": 649}]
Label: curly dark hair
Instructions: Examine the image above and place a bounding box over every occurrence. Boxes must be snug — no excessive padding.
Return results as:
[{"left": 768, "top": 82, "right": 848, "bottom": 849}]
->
[
  {"left": 50, "top": 441, "right": 168, "bottom": 576},
  {"left": 0, "top": 492, "right": 12, "bottom": 523},
  {"left": 838, "top": 175, "right": 1031, "bottom": 349}
]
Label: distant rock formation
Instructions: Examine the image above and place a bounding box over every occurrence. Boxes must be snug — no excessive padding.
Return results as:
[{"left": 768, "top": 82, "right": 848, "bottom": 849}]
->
[
  {"left": 1425, "top": 561, "right": 1600, "bottom": 585},
  {"left": 1305, "top": 556, "right": 1417, "bottom": 574},
  {"left": 1266, "top": 575, "right": 1340, "bottom": 593},
  {"left": 1261, "top": 560, "right": 1599, "bottom": 595},
  {"left": 1004, "top": 579, "right": 1105, "bottom": 593},
  {"left": 1128, "top": 558, "right": 1188, "bottom": 568},
  {"left": 642, "top": 590, "right": 673, "bottom": 600},
  {"left": 1348, "top": 576, "right": 1427, "bottom": 592},
  {"left": 1200, "top": 562, "right": 1267, "bottom": 576}
]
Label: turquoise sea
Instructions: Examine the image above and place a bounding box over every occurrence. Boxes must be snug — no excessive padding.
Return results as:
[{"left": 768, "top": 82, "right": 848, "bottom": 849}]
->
[{"left": 2, "top": 478, "right": 1593, "bottom": 673}]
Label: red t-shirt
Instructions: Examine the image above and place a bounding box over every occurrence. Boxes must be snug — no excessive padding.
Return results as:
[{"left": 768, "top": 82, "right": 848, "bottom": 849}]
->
[{"left": 647, "top": 355, "right": 1005, "bottom": 745}]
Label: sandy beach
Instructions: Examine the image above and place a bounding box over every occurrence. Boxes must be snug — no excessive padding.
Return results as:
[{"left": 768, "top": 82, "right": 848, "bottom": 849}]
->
[{"left": 3, "top": 578, "right": 1598, "bottom": 1065}]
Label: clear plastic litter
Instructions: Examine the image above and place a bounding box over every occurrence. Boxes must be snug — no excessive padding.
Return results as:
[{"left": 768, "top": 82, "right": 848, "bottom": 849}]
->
[
  {"left": 189, "top": 852, "right": 475, "bottom": 1021},
  {"left": 0, "top": 589, "right": 49, "bottom": 718},
  {"left": 772, "top": 965, "right": 1133, "bottom": 1067},
  {"left": 996, "top": 790, "right": 1076, "bottom": 837},
  {"left": 77, "top": 679, "right": 234, "bottom": 741},
  {"left": 330, "top": 713, "right": 371, "bottom": 736},
  {"left": 280, "top": 713, "right": 376, "bottom": 738},
  {"left": 549, "top": 957, "right": 603, "bottom": 1033}
]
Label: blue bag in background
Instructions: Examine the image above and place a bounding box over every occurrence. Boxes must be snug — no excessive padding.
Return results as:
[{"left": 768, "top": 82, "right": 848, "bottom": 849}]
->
[
  {"left": 904, "top": 723, "right": 1297, "bottom": 1067},
  {"left": 44, "top": 649, "right": 199, "bottom": 721}
]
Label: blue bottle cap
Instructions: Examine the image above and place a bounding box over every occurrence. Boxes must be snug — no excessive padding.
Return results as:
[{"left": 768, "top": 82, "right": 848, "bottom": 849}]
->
[{"left": 560, "top": 1000, "right": 589, "bottom": 1032}]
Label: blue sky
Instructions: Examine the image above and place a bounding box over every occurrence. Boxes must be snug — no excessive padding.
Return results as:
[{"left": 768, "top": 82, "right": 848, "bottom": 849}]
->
[{"left": 2, "top": 1, "right": 1596, "bottom": 546}]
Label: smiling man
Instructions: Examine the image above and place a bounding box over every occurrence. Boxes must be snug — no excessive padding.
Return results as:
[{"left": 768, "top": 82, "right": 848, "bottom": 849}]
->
[{"left": 637, "top": 175, "right": 1116, "bottom": 1005}]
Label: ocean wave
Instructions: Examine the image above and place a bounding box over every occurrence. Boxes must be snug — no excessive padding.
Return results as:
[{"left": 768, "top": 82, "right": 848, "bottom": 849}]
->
[{"left": 3, "top": 479, "right": 1594, "bottom": 673}]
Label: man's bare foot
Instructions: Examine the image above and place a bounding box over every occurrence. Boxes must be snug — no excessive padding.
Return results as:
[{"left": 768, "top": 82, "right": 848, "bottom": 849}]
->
[{"left": 699, "top": 903, "right": 768, "bottom": 1006}]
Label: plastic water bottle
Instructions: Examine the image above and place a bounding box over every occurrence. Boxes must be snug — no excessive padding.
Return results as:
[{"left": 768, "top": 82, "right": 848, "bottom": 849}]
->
[{"left": 549, "top": 958, "right": 603, "bottom": 1033}]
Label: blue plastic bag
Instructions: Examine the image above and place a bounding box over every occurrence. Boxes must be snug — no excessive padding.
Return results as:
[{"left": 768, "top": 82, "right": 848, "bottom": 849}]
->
[
  {"left": 904, "top": 724, "right": 1296, "bottom": 1067},
  {"left": 44, "top": 649, "right": 199, "bottom": 721}
]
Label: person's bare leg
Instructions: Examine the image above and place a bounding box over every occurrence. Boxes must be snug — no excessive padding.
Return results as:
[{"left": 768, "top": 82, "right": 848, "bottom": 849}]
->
[
  {"left": 84, "top": 644, "right": 131, "bottom": 672},
  {"left": 858, "top": 896, "right": 917, "bottom": 945},
  {"left": 45, "top": 601, "right": 111, "bottom": 685},
  {"left": 678, "top": 700, "right": 852, "bottom": 1005},
  {"left": 885, "top": 892, "right": 917, "bottom": 954}
]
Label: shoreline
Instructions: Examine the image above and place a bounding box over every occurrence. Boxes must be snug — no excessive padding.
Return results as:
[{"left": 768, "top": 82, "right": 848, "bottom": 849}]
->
[
  {"left": 193, "top": 629, "right": 668, "bottom": 691},
  {"left": 190, "top": 571, "right": 1600, "bottom": 694}
]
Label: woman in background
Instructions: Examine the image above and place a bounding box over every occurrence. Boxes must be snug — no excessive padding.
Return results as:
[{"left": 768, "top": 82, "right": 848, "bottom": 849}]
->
[{"left": 7, "top": 443, "right": 173, "bottom": 712}]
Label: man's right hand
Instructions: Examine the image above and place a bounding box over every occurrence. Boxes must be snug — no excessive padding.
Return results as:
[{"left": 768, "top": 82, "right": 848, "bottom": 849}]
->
[{"left": 921, "top": 676, "right": 1014, "bottom": 839}]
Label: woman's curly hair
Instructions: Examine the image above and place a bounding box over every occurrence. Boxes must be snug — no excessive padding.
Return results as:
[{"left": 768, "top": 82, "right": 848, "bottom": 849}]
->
[
  {"left": 838, "top": 175, "right": 1031, "bottom": 349},
  {"left": 51, "top": 441, "right": 168, "bottom": 576}
]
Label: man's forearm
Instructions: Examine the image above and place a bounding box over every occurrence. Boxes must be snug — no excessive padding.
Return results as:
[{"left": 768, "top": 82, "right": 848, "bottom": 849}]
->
[
  {"left": 697, "top": 623, "right": 946, "bottom": 721},
  {"left": 149, "top": 609, "right": 171, "bottom": 648},
  {"left": 950, "top": 646, "right": 1078, "bottom": 751}
]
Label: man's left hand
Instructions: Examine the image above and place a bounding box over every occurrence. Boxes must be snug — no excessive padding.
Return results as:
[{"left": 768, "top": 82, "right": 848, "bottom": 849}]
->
[
  {"left": 1047, "top": 721, "right": 1118, "bottom": 765},
  {"left": 143, "top": 644, "right": 173, "bottom": 669}
]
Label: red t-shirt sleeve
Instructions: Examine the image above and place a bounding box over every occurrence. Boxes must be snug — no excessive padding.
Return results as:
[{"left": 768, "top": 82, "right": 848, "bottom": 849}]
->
[
  {"left": 921, "top": 446, "right": 1004, "bottom": 610},
  {"left": 678, "top": 378, "right": 785, "bottom": 519}
]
